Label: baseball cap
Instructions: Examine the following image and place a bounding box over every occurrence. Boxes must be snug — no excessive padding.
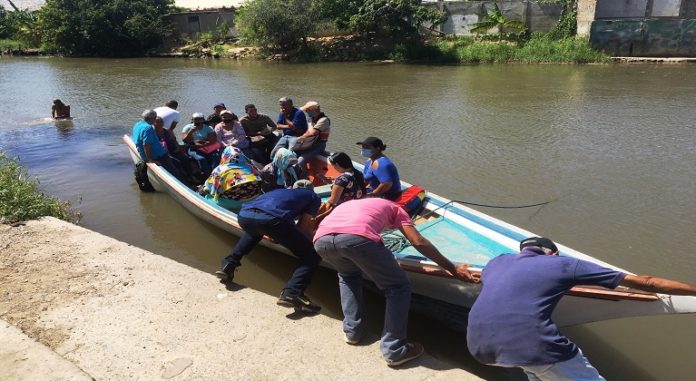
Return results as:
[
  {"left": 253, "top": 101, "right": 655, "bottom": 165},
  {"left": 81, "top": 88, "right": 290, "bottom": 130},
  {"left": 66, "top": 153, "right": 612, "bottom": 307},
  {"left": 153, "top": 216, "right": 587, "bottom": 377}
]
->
[
  {"left": 356, "top": 137, "right": 384, "bottom": 149},
  {"left": 214, "top": 102, "right": 226, "bottom": 108},
  {"left": 192, "top": 112, "right": 205, "bottom": 119},
  {"left": 220, "top": 110, "right": 233, "bottom": 116},
  {"left": 292, "top": 179, "right": 314, "bottom": 191},
  {"left": 519, "top": 237, "right": 558, "bottom": 253},
  {"left": 301, "top": 101, "right": 319, "bottom": 111}
]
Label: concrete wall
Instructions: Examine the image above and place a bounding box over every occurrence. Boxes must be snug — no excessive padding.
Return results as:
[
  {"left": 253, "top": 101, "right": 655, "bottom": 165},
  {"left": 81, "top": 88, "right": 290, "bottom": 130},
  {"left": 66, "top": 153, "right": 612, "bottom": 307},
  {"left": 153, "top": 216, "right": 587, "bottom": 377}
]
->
[
  {"left": 429, "top": 1, "right": 561, "bottom": 36},
  {"left": 590, "top": 18, "right": 696, "bottom": 56},
  {"left": 166, "top": 10, "right": 236, "bottom": 40}
]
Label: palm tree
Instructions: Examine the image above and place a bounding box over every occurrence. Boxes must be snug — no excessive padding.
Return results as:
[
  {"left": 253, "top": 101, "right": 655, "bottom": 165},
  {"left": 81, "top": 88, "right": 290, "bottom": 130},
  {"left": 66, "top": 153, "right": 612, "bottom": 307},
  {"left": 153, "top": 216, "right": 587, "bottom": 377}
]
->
[{"left": 470, "top": 3, "right": 527, "bottom": 41}]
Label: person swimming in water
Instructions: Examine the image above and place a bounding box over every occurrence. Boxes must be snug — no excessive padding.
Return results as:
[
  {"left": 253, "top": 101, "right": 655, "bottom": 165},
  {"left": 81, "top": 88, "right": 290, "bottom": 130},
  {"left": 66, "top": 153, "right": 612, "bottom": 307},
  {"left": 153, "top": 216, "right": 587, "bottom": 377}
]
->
[{"left": 52, "top": 99, "right": 71, "bottom": 119}]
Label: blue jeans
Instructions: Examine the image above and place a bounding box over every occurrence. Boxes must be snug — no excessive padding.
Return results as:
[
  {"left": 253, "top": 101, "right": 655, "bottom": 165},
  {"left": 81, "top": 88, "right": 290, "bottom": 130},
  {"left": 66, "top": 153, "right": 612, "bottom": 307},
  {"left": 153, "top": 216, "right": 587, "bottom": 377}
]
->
[
  {"left": 270, "top": 135, "right": 299, "bottom": 160},
  {"left": 187, "top": 148, "right": 220, "bottom": 177},
  {"left": 314, "top": 233, "right": 411, "bottom": 361},
  {"left": 519, "top": 350, "right": 605, "bottom": 381},
  {"left": 222, "top": 209, "right": 321, "bottom": 296}
]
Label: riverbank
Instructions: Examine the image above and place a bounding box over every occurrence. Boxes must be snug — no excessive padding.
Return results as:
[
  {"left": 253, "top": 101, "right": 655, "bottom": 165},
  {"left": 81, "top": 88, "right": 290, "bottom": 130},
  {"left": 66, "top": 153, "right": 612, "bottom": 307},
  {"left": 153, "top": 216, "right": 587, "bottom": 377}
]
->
[
  {"left": 0, "top": 217, "right": 482, "bottom": 380},
  {"left": 153, "top": 34, "right": 611, "bottom": 64},
  {"left": 0, "top": 153, "right": 76, "bottom": 224}
]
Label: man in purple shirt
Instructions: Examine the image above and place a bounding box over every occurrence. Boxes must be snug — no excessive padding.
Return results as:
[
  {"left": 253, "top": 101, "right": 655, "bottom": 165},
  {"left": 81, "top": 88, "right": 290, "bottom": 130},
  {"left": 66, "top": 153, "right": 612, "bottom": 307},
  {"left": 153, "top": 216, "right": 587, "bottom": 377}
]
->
[
  {"left": 467, "top": 237, "right": 696, "bottom": 380},
  {"left": 270, "top": 96, "right": 307, "bottom": 159}
]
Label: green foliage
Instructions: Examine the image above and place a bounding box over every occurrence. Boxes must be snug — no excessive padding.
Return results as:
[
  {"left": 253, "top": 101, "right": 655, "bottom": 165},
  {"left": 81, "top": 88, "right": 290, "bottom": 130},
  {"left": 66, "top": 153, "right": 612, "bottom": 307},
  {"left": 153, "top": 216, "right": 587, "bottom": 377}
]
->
[
  {"left": 236, "top": 0, "right": 315, "bottom": 52},
  {"left": 313, "top": 0, "right": 365, "bottom": 30},
  {"left": 405, "top": 34, "right": 608, "bottom": 64},
  {"left": 0, "top": 153, "right": 77, "bottom": 224},
  {"left": 515, "top": 34, "right": 608, "bottom": 63},
  {"left": 38, "top": 0, "right": 173, "bottom": 56},
  {"left": 547, "top": 0, "right": 577, "bottom": 39},
  {"left": 470, "top": 3, "right": 527, "bottom": 41},
  {"left": 0, "top": 38, "right": 24, "bottom": 51},
  {"left": 349, "top": 0, "right": 446, "bottom": 40},
  {"left": 0, "top": 7, "right": 41, "bottom": 47}
]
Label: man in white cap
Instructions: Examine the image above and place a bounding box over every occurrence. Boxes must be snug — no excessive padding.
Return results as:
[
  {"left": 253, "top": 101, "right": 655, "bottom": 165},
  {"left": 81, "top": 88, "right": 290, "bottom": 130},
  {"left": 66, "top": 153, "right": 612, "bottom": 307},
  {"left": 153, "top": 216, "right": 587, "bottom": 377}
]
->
[{"left": 295, "top": 101, "right": 330, "bottom": 173}]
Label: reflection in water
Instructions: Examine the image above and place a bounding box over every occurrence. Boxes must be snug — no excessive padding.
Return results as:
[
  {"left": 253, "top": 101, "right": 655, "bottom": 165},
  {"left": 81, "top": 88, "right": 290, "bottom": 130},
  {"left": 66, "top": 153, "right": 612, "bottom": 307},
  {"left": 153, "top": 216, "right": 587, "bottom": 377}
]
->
[{"left": 1, "top": 58, "right": 695, "bottom": 380}]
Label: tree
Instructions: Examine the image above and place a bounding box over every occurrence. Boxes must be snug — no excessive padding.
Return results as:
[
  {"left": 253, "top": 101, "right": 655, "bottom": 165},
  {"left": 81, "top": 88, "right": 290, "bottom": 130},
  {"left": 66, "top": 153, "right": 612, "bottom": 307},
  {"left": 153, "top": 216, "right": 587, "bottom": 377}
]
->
[
  {"left": 312, "top": 0, "right": 365, "bottom": 30},
  {"left": 349, "top": 0, "right": 445, "bottom": 40},
  {"left": 38, "top": 0, "right": 173, "bottom": 56},
  {"left": 236, "top": 0, "right": 315, "bottom": 53},
  {"left": 470, "top": 3, "right": 527, "bottom": 41},
  {"left": 1, "top": 6, "right": 38, "bottom": 43}
]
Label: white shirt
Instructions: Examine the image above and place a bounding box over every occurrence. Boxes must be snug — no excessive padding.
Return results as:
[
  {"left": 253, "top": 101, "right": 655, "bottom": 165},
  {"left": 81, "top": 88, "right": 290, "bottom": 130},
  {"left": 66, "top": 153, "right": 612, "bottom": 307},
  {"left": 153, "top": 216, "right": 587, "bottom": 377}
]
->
[{"left": 154, "top": 106, "right": 181, "bottom": 130}]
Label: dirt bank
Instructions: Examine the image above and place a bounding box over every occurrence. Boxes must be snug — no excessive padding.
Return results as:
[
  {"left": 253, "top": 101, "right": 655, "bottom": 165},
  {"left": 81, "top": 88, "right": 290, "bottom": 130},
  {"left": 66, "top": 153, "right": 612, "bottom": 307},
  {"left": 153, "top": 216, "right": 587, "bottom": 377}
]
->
[{"left": 0, "top": 218, "right": 480, "bottom": 380}]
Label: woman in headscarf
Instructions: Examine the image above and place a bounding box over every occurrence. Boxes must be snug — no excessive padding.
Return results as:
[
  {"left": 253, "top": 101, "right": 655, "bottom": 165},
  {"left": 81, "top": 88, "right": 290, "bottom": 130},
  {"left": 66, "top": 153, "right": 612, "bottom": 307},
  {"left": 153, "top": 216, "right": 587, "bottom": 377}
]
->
[
  {"left": 262, "top": 147, "right": 301, "bottom": 190},
  {"left": 199, "top": 147, "right": 262, "bottom": 211}
]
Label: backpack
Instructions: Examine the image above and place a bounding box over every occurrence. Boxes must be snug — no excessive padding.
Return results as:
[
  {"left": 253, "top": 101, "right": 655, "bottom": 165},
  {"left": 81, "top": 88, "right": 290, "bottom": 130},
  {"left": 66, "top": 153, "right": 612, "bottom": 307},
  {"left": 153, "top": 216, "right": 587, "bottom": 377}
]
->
[{"left": 134, "top": 160, "right": 155, "bottom": 192}]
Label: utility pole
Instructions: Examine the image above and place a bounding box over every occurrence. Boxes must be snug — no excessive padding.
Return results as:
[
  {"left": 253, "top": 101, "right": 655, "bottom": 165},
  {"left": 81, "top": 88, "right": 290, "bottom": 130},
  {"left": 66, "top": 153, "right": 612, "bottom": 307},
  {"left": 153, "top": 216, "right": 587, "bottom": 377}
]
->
[{"left": 6, "top": 0, "right": 20, "bottom": 12}]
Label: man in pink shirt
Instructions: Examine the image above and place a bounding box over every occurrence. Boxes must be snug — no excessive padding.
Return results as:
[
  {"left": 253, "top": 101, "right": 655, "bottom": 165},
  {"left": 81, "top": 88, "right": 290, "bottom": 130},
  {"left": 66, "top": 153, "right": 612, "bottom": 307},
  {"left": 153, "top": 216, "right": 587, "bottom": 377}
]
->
[{"left": 314, "top": 198, "right": 478, "bottom": 367}]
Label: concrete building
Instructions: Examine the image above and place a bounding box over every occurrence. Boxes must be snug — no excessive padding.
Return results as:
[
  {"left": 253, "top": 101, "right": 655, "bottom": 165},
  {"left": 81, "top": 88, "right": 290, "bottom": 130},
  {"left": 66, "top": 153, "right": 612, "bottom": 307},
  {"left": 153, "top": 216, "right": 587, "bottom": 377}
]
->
[
  {"left": 579, "top": 0, "right": 696, "bottom": 56},
  {"left": 165, "top": 8, "right": 237, "bottom": 40}
]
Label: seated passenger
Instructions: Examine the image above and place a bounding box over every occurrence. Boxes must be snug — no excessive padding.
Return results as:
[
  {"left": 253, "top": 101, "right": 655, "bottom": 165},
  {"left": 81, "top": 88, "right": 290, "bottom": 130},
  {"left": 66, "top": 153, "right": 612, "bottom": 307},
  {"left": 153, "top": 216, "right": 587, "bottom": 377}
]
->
[
  {"left": 181, "top": 112, "right": 220, "bottom": 177},
  {"left": 294, "top": 101, "right": 330, "bottom": 175},
  {"left": 262, "top": 148, "right": 301, "bottom": 190},
  {"left": 357, "top": 137, "right": 401, "bottom": 201},
  {"left": 215, "top": 110, "right": 253, "bottom": 158},
  {"left": 154, "top": 116, "right": 203, "bottom": 186},
  {"left": 240, "top": 104, "right": 277, "bottom": 166},
  {"left": 199, "top": 147, "right": 262, "bottom": 211},
  {"left": 52, "top": 99, "right": 71, "bottom": 119},
  {"left": 270, "top": 97, "right": 308, "bottom": 160},
  {"left": 326, "top": 152, "right": 364, "bottom": 206}
]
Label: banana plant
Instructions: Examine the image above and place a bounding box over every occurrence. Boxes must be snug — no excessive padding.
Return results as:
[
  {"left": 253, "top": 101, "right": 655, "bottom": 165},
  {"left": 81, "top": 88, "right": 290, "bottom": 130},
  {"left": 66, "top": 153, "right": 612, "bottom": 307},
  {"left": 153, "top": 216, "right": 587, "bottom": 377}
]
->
[{"left": 470, "top": 3, "right": 527, "bottom": 41}]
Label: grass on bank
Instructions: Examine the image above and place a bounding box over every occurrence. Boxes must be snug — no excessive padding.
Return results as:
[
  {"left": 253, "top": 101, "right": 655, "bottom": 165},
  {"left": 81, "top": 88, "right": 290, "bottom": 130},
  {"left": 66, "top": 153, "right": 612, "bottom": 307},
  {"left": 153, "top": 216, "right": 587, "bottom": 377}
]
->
[
  {"left": 0, "top": 152, "right": 77, "bottom": 224},
  {"left": 392, "top": 34, "right": 609, "bottom": 64},
  {"left": 0, "top": 39, "right": 26, "bottom": 51}
]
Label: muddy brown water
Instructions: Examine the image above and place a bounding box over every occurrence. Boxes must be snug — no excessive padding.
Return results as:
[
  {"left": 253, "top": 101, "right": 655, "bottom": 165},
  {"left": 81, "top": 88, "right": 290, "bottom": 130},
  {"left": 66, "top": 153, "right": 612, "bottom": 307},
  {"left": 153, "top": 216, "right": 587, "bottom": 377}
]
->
[{"left": 1, "top": 57, "right": 695, "bottom": 380}]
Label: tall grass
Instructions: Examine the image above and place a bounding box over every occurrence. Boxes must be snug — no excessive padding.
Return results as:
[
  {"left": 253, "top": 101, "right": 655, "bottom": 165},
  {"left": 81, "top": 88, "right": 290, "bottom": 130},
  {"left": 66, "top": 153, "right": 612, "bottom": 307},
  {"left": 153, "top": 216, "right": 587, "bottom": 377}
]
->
[
  {"left": 0, "top": 152, "right": 77, "bottom": 224},
  {"left": 396, "top": 34, "right": 609, "bottom": 64}
]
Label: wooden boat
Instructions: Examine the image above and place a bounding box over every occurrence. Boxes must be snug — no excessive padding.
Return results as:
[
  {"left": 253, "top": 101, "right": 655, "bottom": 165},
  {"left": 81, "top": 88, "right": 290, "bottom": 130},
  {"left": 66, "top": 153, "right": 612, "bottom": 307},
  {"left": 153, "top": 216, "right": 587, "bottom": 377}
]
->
[{"left": 123, "top": 134, "right": 696, "bottom": 327}]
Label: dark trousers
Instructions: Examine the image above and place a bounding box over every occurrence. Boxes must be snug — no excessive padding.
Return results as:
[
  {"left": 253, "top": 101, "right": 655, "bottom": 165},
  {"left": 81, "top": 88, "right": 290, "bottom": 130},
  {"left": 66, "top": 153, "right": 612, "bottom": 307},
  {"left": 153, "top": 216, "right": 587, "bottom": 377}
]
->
[
  {"left": 155, "top": 154, "right": 184, "bottom": 182},
  {"left": 221, "top": 209, "right": 321, "bottom": 296}
]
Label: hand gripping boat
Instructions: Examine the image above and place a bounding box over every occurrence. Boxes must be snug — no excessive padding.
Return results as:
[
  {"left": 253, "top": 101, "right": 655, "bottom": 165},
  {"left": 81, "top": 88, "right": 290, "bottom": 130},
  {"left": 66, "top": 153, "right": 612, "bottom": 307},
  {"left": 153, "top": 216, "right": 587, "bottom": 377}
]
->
[{"left": 124, "top": 135, "right": 696, "bottom": 327}]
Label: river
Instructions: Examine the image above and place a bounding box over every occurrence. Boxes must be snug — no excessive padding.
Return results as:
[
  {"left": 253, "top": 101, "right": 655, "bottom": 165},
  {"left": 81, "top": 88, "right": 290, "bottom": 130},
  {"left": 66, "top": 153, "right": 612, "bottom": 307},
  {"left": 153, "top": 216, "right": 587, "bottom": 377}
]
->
[{"left": 1, "top": 57, "right": 695, "bottom": 380}]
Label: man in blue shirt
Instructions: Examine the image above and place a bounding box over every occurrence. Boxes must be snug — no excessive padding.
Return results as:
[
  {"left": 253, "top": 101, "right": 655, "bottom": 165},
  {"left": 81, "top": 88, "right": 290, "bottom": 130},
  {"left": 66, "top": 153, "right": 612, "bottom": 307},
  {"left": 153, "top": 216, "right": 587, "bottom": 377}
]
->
[
  {"left": 215, "top": 180, "right": 322, "bottom": 313},
  {"left": 132, "top": 109, "right": 182, "bottom": 180},
  {"left": 270, "top": 96, "right": 307, "bottom": 159},
  {"left": 467, "top": 236, "right": 696, "bottom": 380}
]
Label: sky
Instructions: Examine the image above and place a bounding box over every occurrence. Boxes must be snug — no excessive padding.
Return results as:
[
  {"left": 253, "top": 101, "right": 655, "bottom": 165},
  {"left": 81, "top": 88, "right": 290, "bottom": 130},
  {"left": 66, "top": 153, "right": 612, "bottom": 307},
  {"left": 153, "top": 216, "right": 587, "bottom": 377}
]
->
[{"left": 5, "top": 0, "right": 245, "bottom": 11}]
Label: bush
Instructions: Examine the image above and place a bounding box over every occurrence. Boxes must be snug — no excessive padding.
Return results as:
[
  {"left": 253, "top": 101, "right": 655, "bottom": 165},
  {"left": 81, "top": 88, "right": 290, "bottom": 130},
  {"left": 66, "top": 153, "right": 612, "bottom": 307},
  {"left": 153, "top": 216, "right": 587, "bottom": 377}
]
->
[
  {"left": 0, "top": 153, "right": 77, "bottom": 224},
  {"left": 236, "top": 0, "right": 315, "bottom": 53},
  {"left": 38, "top": 0, "right": 173, "bottom": 57}
]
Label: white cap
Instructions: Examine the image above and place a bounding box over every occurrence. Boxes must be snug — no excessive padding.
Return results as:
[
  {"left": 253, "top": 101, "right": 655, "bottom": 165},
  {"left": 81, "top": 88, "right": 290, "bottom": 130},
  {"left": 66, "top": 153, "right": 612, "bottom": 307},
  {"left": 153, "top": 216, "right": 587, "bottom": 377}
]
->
[{"left": 192, "top": 112, "right": 205, "bottom": 119}]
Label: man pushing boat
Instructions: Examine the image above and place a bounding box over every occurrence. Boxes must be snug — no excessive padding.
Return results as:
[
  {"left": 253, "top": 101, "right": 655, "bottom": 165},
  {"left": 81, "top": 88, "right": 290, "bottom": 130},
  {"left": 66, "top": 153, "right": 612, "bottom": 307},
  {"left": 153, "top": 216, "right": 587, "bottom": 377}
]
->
[
  {"left": 467, "top": 236, "right": 696, "bottom": 381},
  {"left": 215, "top": 179, "right": 322, "bottom": 314}
]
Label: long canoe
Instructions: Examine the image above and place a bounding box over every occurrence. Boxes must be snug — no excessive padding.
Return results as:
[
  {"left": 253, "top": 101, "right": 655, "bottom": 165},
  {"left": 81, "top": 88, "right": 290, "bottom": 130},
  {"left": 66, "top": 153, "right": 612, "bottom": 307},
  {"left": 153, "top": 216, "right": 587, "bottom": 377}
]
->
[{"left": 123, "top": 134, "right": 696, "bottom": 327}]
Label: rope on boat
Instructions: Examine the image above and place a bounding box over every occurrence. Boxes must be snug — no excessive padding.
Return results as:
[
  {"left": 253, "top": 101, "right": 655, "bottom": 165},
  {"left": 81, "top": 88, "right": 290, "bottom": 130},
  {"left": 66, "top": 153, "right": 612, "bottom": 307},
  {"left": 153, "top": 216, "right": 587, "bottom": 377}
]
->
[{"left": 451, "top": 198, "right": 556, "bottom": 209}]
